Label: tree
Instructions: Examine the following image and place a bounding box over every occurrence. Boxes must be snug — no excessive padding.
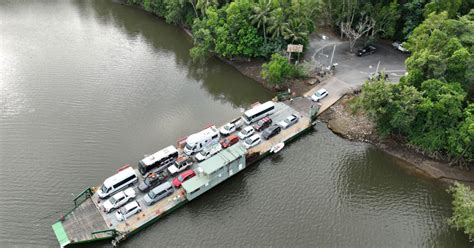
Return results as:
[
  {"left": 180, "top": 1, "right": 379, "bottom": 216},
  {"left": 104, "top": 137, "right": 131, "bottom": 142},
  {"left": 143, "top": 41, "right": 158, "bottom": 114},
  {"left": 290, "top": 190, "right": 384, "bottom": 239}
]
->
[
  {"left": 283, "top": 19, "right": 309, "bottom": 44},
  {"left": 424, "top": 0, "right": 463, "bottom": 18},
  {"left": 448, "top": 182, "right": 474, "bottom": 241},
  {"left": 261, "top": 53, "right": 304, "bottom": 85},
  {"left": 196, "top": 0, "right": 218, "bottom": 17},
  {"left": 267, "top": 7, "right": 286, "bottom": 39},
  {"left": 250, "top": 0, "right": 272, "bottom": 43},
  {"left": 340, "top": 14, "right": 375, "bottom": 52}
]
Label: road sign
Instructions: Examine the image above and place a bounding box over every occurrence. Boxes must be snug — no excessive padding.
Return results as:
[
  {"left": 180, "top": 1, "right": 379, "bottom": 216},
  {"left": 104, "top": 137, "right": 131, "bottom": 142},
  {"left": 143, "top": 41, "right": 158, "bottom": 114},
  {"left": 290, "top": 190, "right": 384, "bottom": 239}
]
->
[{"left": 287, "top": 44, "right": 303, "bottom": 53}]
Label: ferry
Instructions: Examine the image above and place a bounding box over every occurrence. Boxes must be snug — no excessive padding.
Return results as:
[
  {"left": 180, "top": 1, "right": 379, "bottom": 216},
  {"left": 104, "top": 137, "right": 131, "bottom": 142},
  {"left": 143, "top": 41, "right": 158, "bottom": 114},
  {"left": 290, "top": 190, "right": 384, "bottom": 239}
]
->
[{"left": 52, "top": 100, "right": 319, "bottom": 247}]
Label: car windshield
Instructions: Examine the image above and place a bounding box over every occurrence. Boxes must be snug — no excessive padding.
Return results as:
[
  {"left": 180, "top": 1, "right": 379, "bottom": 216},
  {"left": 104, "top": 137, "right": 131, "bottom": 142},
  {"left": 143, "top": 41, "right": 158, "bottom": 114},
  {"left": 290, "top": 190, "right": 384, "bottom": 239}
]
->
[
  {"left": 199, "top": 150, "right": 208, "bottom": 156},
  {"left": 119, "top": 207, "right": 126, "bottom": 214},
  {"left": 284, "top": 118, "right": 291, "bottom": 124},
  {"left": 257, "top": 120, "right": 264, "bottom": 126},
  {"left": 178, "top": 175, "right": 184, "bottom": 182},
  {"left": 110, "top": 196, "right": 117, "bottom": 205},
  {"left": 185, "top": 143, "right": 195, "bottom": 150},
  {"left": 148, "top": 191, "right": 156, "bottom": 199},
  {"left": 245, "top": 138, "right": 253, "bottom": 144},
  {"left": 100, "top": 184, "right": 108, "bottom": 193},
  {"left": 224, "top": 124, "right": 232, "bottom": 131}
]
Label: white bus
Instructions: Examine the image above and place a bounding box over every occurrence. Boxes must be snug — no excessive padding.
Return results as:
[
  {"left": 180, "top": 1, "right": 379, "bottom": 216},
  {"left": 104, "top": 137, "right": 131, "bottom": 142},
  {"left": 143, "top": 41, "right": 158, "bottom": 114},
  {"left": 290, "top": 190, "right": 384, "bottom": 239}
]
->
[
  {"left": 138, "top": 145, "right": 179, "bottom": 175},
  {"left": 242, "top": 101, "right": 275, "bottom": 124}
]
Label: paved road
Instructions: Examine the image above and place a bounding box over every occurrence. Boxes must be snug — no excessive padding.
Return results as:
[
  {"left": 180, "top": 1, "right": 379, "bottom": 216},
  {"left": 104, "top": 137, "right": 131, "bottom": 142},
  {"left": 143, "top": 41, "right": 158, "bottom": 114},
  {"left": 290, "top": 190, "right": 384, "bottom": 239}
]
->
[{"left": 305, "top": 32, "right": 408, "bottom": 88}]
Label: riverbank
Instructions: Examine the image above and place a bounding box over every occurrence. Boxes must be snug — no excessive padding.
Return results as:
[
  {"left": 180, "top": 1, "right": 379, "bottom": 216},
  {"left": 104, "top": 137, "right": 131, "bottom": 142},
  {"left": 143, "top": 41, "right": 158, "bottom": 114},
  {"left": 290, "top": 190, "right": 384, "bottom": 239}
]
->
[
  {"left": 319, "top": 95, "right": 474, "bottom": 187},
  {"left": 121, "top": 1, "right": 473, "bottom": 187}
]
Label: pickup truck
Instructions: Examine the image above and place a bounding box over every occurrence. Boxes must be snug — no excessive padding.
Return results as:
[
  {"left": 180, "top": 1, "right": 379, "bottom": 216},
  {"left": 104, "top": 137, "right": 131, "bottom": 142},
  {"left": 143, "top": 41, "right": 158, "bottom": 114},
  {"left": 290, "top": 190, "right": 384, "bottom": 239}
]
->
[
  {"left": 102, "top": 187, "right": 136, "bottom": 213},
  {"left": 219, "top": 118, "right": 243, "bottom": 136},
  {"left": 167, "top": 156, "right": 193, "bottom": 175}
]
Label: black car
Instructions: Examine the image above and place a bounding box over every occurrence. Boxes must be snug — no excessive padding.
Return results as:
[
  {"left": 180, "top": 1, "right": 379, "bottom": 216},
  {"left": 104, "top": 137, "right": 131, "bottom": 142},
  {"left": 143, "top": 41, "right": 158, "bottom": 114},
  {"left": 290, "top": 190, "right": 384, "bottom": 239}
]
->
[
  {"left": 138, "top": 170, "right": 169, "bottom": 192},
  {"left": 357, "top": 45, "right": 376, "bottom": 56},
  {"left": 262, "top": 124, "right": 281, "bottom": 140},
  {"left": 253, "top": 117, "right": 272, "bottom": 132}
]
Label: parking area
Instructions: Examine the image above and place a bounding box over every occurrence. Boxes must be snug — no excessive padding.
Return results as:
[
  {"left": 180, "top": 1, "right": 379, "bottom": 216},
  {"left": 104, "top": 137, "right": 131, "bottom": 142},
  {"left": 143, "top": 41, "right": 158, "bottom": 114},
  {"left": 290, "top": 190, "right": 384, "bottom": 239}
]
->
[{"left": 306, "top": 32, "right": 408, "bottom": 88}]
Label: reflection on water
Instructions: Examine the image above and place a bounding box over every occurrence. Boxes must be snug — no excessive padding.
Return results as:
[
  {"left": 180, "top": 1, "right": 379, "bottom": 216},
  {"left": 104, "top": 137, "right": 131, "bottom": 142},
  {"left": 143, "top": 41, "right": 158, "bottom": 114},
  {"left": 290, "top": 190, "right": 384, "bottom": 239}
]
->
[{"left": 0, "top": 1, "right": 470, "bottom": 247}]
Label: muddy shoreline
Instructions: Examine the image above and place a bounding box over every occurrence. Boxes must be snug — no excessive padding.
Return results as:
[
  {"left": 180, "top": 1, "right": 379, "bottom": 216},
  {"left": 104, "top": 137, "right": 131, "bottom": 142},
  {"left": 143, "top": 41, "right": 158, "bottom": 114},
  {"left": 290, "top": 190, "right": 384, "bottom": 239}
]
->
[{"left": 319, "top": 95, "right": 474, "bottom": 187}]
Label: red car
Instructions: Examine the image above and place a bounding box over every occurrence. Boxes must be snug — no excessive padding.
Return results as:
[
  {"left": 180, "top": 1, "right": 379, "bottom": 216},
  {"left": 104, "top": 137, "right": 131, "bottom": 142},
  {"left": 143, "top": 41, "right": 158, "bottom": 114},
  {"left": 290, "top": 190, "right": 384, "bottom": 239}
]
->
[
  {"left": 253, "top": 117, "right": 272, "bottom": 131},
  {"left": 220, "top": 134, "right": 239, "bottom": 149},
  {"left": 172, "top": 169, "right": 196, "bottom": 188}
]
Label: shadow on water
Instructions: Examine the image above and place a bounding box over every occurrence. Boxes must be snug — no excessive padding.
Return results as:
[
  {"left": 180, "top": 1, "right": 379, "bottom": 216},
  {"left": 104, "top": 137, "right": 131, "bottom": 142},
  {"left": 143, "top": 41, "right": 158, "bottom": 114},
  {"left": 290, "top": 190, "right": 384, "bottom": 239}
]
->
[{"left": 73, "top": 0, "right": 272, "bottom": 108}]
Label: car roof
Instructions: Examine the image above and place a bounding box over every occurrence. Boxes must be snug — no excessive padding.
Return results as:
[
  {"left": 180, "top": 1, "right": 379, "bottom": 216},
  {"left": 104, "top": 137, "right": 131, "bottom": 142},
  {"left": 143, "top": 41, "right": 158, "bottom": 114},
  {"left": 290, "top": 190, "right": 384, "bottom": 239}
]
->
[
  {"left": 243, "top": 126, "right": 253, "bottom": 131},
  {"left": 112, "top": 191, "right": 125, "bottom": 199},
  {"left": 248, "top": 134, "right": 260, "bottom": 141},
  {"left": 317, "top": 88, "right": 327, "bottom": 93},
  {"left": 180, "top": 169, "right": 194, "bottom": 177},
  {"left": 227, "top": 134, "right": 239, "bottom": 140},
  {"left": 124, "top": 201, "right": 138, "bottom": 211}
]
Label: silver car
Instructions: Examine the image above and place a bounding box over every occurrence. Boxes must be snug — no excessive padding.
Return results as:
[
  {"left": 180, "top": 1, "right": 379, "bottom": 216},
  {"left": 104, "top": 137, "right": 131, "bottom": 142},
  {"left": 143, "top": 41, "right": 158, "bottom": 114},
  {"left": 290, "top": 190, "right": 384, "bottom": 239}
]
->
[{"left": 278, "top": 114, "right": 299, "bottom": 129}]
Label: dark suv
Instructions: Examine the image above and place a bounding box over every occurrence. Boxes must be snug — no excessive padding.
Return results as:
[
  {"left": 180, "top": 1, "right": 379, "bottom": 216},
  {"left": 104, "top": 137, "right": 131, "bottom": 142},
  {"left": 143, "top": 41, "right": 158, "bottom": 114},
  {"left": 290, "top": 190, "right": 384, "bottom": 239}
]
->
[
  {"left": 253, "top": 117, "right": 272, "bottom": 132},
  {"left": 262, "top": 124, "right": 281, "bottom": 140},
  {"left": 357, "top": 45, "right": 376, "bottom": 56}
]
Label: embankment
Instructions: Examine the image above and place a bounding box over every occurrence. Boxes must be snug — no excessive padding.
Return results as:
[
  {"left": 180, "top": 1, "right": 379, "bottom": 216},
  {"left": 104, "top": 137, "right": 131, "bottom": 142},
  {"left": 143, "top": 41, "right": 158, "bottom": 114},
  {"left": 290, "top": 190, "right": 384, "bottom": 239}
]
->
[{"left": 319, "top": 95, "right": 474, "bottom": 187}]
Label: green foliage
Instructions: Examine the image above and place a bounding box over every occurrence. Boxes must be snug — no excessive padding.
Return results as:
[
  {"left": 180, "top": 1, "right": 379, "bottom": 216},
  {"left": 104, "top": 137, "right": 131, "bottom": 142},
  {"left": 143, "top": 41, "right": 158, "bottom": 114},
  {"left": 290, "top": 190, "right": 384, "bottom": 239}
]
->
[
  {"left": 189, "top": 0, "right": 319, "bottom": 60},
  {"left": 261, "top": 53, "right": 305, "bottom": 85},
  {"left": 448, "top": 182, "right": 474, "bottom": 241},
  {"left": 404, "top": 11, "right": 474, "bottom": 99},
  {"left": 354, "top": 79, "right": 422, "bottom": 137},
  {"left": 356, "top": 8, "right": 473, "bottom": 165}
]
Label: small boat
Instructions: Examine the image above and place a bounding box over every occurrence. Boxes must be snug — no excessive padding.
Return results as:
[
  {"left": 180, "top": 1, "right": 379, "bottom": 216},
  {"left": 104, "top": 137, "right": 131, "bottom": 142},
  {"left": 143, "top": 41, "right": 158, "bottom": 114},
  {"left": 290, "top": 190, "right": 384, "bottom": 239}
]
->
[{"left": 270, "top": 142, "right": 285, "bottom": 153}]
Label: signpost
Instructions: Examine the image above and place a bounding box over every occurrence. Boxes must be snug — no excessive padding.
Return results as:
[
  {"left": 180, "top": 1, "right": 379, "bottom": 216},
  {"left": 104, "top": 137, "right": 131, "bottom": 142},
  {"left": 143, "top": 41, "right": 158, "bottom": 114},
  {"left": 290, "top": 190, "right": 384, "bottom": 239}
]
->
[{"left": 287, "top": 44, "right": 303, "bottom": 63}]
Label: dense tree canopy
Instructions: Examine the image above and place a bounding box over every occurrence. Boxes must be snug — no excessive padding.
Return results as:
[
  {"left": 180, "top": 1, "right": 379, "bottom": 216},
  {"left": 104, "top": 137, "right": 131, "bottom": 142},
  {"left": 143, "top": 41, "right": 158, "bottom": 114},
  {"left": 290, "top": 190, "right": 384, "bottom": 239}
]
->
[{"left": 355, "top": 10, "right": 474, "bottom": 166}]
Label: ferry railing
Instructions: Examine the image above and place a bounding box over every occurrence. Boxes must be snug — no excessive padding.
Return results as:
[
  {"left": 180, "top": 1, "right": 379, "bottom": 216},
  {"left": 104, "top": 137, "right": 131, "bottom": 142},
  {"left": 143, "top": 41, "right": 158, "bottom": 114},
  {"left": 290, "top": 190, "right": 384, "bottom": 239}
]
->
[
  {"left": 91, "top": 228, "right": 120, "bottom": 238},
  {"left": 73, "top": 187, "right": 93, "bottom": 207}
]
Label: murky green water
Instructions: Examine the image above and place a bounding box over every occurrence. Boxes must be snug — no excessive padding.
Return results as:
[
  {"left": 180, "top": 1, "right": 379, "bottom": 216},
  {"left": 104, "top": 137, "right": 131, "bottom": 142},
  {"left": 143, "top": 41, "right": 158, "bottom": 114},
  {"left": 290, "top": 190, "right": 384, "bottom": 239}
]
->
[{"left": 0, "top": 1, "right": 469, "bottom": 247}]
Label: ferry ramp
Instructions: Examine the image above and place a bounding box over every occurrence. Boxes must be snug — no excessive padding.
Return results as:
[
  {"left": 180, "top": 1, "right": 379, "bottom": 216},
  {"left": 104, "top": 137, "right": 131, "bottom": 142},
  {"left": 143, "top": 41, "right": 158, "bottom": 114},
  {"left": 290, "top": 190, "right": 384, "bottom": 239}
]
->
[{"left": 53, "top": 196, "right": 111, "bottom": 247}]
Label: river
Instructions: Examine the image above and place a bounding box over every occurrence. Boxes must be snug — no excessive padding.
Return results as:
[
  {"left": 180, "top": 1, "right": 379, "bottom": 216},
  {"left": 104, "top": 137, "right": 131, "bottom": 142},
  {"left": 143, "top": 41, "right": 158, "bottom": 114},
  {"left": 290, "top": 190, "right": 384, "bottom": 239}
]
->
[{"left": 0, "top": 1, "right": 469, "bottom": 247}]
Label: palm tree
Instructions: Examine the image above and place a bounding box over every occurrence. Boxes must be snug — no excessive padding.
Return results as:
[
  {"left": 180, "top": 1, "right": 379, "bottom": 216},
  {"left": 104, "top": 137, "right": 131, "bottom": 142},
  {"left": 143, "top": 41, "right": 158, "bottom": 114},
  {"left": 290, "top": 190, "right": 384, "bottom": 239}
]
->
[
  {"left": 267, "top": 8, "right": 286, "bottom": 39},
  {"left": 196, "top": 0, "right": 218, "bottom": 17},
  {"left": 250, "top": 0, "right": 272, "bottom": 43},
  {"left": 282, "top": 19, "right": 308, "bottom": 44}
]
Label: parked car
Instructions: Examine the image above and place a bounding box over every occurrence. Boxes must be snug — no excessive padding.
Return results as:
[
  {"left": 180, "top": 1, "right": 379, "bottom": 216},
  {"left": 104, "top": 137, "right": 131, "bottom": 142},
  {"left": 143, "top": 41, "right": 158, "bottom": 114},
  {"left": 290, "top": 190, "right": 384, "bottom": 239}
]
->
[
  {"left": 252, "top": 117, "right": 272, "bottom": 132},
  {"left": 368, "top": 72, "right": 388, "bottom": 81},
  {"left": 115, "top": 201, "right": 141, "bottom": 221},
  {"left": 238, "top": 126, "right": 255, "bottom": 140},
  {"left": 138, "top": 170, "right": 169, "bottom": 192},
  {"left": 103, "top": 187, "right": 136, "bottom": 213},
  {"left": 172, "top": 169, "right": 196, "bottom": 188},
  {"left": 219, "top": 118, "right": 243, "bottom": 136},
  {"left": 220, "top": 134, "right": 240, "bottom": 149},
  {"left": 143, "top": 182, "right": 174, "bottom": 206},
  {"left": 392, "top": 41, "right": 409, "bottom": 53},
  {"left": 167, "top": 156, "right": 193, "bottom": 175},
  {"left": 195, "top": 144, "right": 222, "bottom": 162},
  {"left": 357, "top": 45, "right": 376, "bottom": 56},
  {"left": 243, "top": 134, "right": 262, "bottom": 149},
  {"left": 278, "top": 114, "right": 299, "bottom": 129},
  {"left": 311, "top": 88, "right": 328, "bottom": 102},
  {"left": 262, "top": 124, "right": 281, "bottom": 140}
]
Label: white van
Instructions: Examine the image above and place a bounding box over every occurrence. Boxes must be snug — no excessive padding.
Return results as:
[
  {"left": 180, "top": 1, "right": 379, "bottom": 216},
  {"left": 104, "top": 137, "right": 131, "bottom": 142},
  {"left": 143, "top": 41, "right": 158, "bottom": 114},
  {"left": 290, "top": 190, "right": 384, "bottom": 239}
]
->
[
  {"left": 183, "top": 126, "right": 220, "bottom": 155},
  {"left": 98, "top": 167, "right": 138, "bottom": 199}
]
